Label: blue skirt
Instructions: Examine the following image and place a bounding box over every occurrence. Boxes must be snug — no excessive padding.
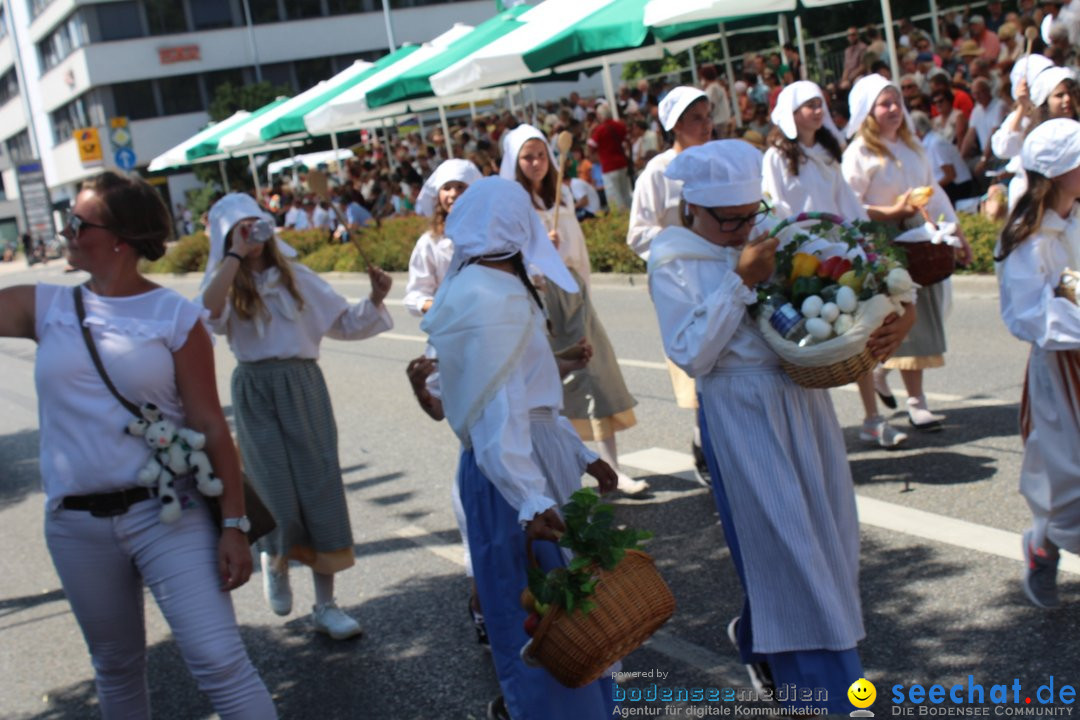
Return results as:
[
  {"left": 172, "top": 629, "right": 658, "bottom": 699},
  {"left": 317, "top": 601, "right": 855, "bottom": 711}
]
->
[
  {"left": 458, "top": 448, "right": 616, "bottom": 719},
  {"left": 698, "top": 399, "right": 863, "bottom": 715}
]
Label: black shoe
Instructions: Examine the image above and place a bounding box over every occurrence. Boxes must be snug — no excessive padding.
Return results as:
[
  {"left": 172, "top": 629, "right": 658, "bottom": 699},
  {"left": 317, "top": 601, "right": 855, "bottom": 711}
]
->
[
  {"left": 692, "top": 442, "right": 711, "bottom": 486},
  {"left": 876, "top": 390, "right": 897, "bottom": 410},
  {"left": 469, "top": 601, "right": 489, "bottom": 648},
  {"left": 487, "top": 695, "right": 511, "bottom": 720},
  {"left": 726, "top": 617, "right": 776, "bottom": 695}
]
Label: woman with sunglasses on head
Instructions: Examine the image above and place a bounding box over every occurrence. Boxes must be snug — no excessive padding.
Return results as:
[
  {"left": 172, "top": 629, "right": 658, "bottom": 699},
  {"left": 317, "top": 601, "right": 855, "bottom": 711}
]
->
[
  {"left": 764, "top": 81, "right": 916, "bottom": 448},
  {"left": 502, "top": 124, "right": 645, "bottom": 495},
  {"left": 647, "top": 141, "right": 872, "bottom": 715},
  {"left": 0, "top": 172, "right": 276, "bottom": 719},
  {"left": 199, "top": 193, "right": 393, "bottom": 641},
  {"left": 842, "top": 74, "right": 973, "bottom": 432}
]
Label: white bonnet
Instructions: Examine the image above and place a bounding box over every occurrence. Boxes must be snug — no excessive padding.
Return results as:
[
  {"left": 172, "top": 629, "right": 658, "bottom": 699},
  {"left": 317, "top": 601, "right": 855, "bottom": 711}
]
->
[
  {"left": 499, "top": 124, "right": 556, "bottom": 181},
  {"left": 415, "top": 159, "right": 482, "bottom": 217},
  {"left": 202, "top": 193, "right": 295, "bottom": 289},
  {"left": 1021, "top": 117, "right": 1080, "bottom": 177},
  {"left": 1030, "top": 65, "right": 1077, "bottom": 107},
  {"left": 770, "top": 80, "right": 841, "bottom": 141},
  {"left": 846, "top": 73, "right": 911, "bottom": 139}
]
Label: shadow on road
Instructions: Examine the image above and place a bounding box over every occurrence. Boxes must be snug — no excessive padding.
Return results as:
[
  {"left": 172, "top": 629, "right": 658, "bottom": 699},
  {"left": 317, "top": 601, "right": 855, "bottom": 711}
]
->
[{"left": 0, "top": 428, "right": 41, "bottom": 509}]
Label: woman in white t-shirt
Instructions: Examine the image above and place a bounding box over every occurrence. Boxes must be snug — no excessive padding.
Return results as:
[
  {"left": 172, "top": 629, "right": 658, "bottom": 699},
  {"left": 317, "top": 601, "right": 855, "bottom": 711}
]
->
[
  {"left": 0, "top": 172, "right": 275, "bottom": 718},
  {"left": 199, "top": 193, "right": 393, "bottom": 640}
]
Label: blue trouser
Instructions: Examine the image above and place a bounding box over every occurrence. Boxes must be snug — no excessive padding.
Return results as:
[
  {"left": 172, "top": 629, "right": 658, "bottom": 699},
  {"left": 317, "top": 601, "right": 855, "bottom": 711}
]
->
[
  {"left": 698, "top": 398, "right": 863, "bottom": 715},
  {"left": 458, "top": 448, "right": 616, "bottom": 719}
]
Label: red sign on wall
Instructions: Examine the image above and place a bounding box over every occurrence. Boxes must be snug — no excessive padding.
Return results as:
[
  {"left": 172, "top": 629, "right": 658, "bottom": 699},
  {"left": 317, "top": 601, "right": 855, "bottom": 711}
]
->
[{"left": 159, "top": 45, "right": 200, "bottom": 64}]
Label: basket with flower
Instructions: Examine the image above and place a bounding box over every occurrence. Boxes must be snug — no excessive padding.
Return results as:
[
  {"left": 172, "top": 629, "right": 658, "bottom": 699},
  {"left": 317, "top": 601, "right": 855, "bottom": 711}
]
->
[
  {"left": 892, "top": 185, "right": 961, "bottom": 286},
  {"left": 518, "top": 488, "right": 674, "bottom": 688},
  {"left": 755, "top": 212, "right": 917, "bottom": 389}
]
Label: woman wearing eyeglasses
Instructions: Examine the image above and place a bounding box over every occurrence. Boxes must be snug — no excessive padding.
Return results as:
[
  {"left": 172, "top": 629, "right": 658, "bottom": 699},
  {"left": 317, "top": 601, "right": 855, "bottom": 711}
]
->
[
  {"left": 0, "top": 172, "right": 276, "bottom": 718},
  {"left": 647, "top": 140, "right": 870, "bottom": 715},
  {"left": 199, "top": 193, "right": 393, "bottom": 640}
]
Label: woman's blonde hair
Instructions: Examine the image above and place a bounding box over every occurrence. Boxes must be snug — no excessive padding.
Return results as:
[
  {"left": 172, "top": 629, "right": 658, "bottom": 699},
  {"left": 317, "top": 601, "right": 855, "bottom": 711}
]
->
[
  {"left": 858, "top": 100, "right": 922, "bottom": 162},
  {"left": 225, "top": 227, "right": 304, "bottom": 322}
]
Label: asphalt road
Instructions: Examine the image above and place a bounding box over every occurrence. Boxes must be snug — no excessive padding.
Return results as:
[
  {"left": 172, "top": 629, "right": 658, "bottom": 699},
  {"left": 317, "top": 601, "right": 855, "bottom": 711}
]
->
[{"left": 0, "top": 261, "right": 1077, "bottom": 720}]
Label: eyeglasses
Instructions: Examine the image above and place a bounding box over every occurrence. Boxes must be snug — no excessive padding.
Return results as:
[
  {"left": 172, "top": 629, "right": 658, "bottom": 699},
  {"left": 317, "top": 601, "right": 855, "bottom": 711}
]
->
[
  {"left": 64, "top": 214, "right": 112, "bottom": 236},
  {"left": 901, "top": 84, "right": 918, "bottom": 90},
  {"left": 705, "top": 202, "right": 772, "bottom": 233}
]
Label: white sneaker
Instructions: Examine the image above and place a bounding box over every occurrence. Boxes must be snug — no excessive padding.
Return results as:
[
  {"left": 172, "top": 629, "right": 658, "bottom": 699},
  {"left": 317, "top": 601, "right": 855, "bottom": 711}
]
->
[
  {"left": 859, "top": 416, "right": 908, "bottom": 448},
  {"left": 312, "top": 601, "right": 363, "bottom": 640},
  {"left": 617, "top": 474, "right": 650, "bottom": 495},
  {"left": 907, "top": 395, "right": 944, "bottom": 431},
  {"left": 261, "top": 553, "right": 292, "bottom": 616}
]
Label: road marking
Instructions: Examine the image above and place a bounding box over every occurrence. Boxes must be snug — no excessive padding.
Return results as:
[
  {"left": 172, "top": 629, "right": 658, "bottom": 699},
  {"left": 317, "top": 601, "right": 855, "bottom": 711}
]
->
[
  {"left": 392, "top": 524, "right": 466, "bottom": 567},
  {"left": 619, "top": 447, "right": 1080, "bottom": 576}
]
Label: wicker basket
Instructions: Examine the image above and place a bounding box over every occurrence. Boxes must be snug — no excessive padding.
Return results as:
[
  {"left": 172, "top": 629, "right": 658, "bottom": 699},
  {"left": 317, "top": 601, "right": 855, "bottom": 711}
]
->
[
  {"left": 899, "top": 240, "right": 954, "bottom": 286},
  {"left": 1057, "top": 269, "right": 1080, "bottom": 304},
  {"left": 523, "top": 545, "right": 675, "bottom": 688}
]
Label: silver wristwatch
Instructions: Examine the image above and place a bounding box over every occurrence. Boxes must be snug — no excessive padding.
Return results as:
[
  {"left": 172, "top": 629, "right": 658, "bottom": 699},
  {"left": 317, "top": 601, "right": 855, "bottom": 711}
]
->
[{"left": 223, "top": 516, "right": 252, "bottom": 533}]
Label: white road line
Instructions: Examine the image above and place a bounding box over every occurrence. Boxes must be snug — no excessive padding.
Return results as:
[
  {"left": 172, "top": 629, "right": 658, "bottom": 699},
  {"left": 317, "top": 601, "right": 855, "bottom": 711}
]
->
[
  {"left": 393, "top": 524, "right": 466, "bottom": 567},
  {"left": 619, "top": 447, "right": 1080, "bottom": 576}
]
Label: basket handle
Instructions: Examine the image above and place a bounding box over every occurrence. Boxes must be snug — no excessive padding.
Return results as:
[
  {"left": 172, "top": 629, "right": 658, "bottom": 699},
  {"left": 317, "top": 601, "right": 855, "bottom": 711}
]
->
[{"left": 767, "top": 211, "right": 857, "bottom": 240}]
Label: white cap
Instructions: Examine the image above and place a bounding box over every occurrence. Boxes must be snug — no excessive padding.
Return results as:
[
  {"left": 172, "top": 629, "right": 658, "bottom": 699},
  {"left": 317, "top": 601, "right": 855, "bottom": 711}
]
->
[
  {"left": 664, "top": 139, "right": 763, "bottom": 207},
  {"left": 847, "top": 73, "right": 911, "bottom": 139},
  {"left": 201, "top": 193, "right": 295, "bottom": 289},
  {"left": 499, "top": 124, "right": 557, "bottom": 181},
  {"left": 443, "top": 176, "right": 577, "bottom": 293},
  {"left": 1010, "top": 54, "right": 1054, "bottom": 100},
  {"left": 770, "top": 80, "right": 841, "bottom": 141},
  {"left": 1030, "top": 65, "right": 1077, "bottom": 107},
  {"left": 1021, "top": 117, "right": 1080, "bottom": 177},
  {"left": 658, "top": 86, "right": 708, "bottom": 131},
  {"left": 415, "top": 159, "right": 482, "bottom": 217}
]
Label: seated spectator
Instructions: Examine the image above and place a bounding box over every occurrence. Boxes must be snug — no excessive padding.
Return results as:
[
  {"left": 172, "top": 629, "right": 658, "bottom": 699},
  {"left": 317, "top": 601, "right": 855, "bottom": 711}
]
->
[
  {"left": 931, "top": 88, "right": 969, "bottom": 146},
  {"left": 913, "top": 110, "right": 975, "bottom": 203},
  {"left": 568, "top": 176, "right": 601, "bottom": 221}
]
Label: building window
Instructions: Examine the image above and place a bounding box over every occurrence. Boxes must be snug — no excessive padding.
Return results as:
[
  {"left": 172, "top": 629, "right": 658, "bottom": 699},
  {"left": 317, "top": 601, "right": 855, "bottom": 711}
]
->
[
  {"left": 112, "top": 80, "right": 156, "bottom": 120},
  {"left": 97, "top": 2, "right": 143, "bottom": 42},
  {"left": 37, "top": 15, "right": 86, "bottom": 72},
  {"left": 159, "top": 74, "right": 203, "bottom": 115},
  {"left": 205, "top": 68, "right": 247, "bottom": 102},
  {"left": 0, "top": 6, "right": 8, "bottom": 41},
  {"left": 6, "top": 129, "right": 34, "bottom": 163},
  {"left": 328, "top": 0, "right": 373, "bottom": 14},
  {"left": 28, "top": 0, "right": 55, "bottom": 20},
  {"left": 145, "top": 0, "right": 187, "bottom": 35},
  {"left": 0, "top": 68, "right": 19, "bottom": 107},
  {"left": 295, "top": 57, "right": 332, "bottom": 90},
  {"left": 247, "top": 0, "right": 282, "bottom": 23},
  {"left": 285, "top": 0, "right": 323, "bottom": 20},
  {"left": 190, "top": 0, "right": 235, "bottom": 30},
  {"left": 50, "top": 96, "right": 89, "bottom": 146},
  {"left": 261, "top": 62, "right": 296, "bottom": 93}
]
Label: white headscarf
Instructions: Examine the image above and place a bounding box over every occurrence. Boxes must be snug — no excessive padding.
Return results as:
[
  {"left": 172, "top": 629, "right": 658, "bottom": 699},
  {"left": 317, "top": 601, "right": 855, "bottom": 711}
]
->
[
  {"left": 499, "top": 124, "right": 557, "bottom": 181},
  {"left": 439, "top": 176, "right": 577, "bottom": 294},
  {"left": 1010, "top": 54, "right": 1054, "bottom": 100},
  {"left": 1022, "top": 117, "right": 1080, "bottom": 177},
  {"left": 846, "top": 73, "right": 912, "bottom": 140},
  {"left": 658, "top": 86, "right": 708, "bottom": 131},
  {"left": 415, "top": 159, "right": 482, "bottom": 217},
  {"left": 1031, "top": 65, "right": 1077, "bottom": 107},
  {"left": 664, "top": 139, "right": 763, "bottom": 207},
  {"left": 201, "top": 193, "right": 296, "bottom": 290},
  {"left": 770, "top": 80, "right": 842, "bottom": 141}
]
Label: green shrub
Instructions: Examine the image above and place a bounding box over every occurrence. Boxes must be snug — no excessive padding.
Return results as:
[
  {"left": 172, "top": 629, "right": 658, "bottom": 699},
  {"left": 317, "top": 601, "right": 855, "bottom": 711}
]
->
[
  {"left": 581, "top": 210, "right": 645, "bottom": 274},
  {"left": 956, "top": 212, "right": 1002, "bottom": 274},
  {"left": 142, "top": 232, "right": 209, "bottom": 274}
]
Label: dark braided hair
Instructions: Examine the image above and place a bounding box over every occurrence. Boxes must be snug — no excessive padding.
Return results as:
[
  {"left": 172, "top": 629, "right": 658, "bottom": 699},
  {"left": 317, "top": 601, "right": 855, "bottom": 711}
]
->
[{"left": 465, "top": 251, "right": 546, "bottom": 314}]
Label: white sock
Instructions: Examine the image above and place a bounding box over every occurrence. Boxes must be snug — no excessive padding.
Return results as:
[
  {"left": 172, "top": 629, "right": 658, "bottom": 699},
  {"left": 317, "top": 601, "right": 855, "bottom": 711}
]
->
[{"left": 313, "top": 571, "right": 335, "bottom": 606}]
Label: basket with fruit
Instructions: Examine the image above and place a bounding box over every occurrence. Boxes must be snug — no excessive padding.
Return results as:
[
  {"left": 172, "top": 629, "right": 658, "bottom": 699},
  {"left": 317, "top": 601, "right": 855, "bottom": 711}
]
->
[
  {"left": 519, "top": 488, "right": 674, "bottom": 688},
  {"left": 892, "top": 185, "right": 960, "bottom": 286},
  {"left": 756, "top": 212, "right": 916, "bottom": 389}
]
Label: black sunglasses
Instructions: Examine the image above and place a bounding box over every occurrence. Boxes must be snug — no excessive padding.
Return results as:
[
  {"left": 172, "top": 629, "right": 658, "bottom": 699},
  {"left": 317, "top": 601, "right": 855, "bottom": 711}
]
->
[
  {"left": 64, "top": 214, "right": 112, "bottom": 236},
  {"left": 705, "top": 202, "right": 772, "bottom": 233}
]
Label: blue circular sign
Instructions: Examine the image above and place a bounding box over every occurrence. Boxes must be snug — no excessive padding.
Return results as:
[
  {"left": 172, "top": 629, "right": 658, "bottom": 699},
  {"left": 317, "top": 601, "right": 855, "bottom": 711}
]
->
[{"left": 115, "top": 147, "right": 136, "bottom": 170}]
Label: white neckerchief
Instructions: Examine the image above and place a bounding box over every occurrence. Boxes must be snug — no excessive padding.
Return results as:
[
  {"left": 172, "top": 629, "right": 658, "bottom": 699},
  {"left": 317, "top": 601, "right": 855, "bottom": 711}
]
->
[{"left": 251, "top": 267, "right": 299, "bottom": 338}]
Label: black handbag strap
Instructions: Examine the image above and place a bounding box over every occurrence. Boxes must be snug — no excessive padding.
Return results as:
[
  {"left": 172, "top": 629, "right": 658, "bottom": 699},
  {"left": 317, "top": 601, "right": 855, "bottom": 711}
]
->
[{"left": 73, "top": 285, "right": 143, "bottom": 419}]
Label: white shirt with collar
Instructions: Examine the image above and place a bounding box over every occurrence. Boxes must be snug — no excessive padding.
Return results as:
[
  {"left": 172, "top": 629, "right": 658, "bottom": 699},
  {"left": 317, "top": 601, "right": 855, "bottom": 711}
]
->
[{"left": 403, "top": 230, "right": 454, "bottom": 317}]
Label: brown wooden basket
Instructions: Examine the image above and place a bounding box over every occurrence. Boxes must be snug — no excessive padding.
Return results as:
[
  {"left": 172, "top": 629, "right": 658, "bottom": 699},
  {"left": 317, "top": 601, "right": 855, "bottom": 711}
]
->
[
  {"left": 524, "top": 548, "right": 675, "bottom": 688},
  {"left": 779, "top": 345, "right": 877, "bottom": 389},
  {"left": 899, "top": 240, "right": 955, "bottom": 286}
]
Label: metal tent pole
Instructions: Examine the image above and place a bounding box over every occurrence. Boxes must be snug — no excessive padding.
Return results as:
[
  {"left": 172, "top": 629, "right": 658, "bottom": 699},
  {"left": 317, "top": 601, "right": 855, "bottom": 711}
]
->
[
  {"left": 719, "top": 23, "right": 741, "bottom": 129},
  {"left": 880, "top": 0, "right": 901, "bottom": 79},
  {"left": 929, "top": 0, "right": 941, "bottom": 43},
  {"left": 218, "top": 159, "right": 230, "bottom": 192},
  {"left": 602, "top": 56, "right": 619, "bottom": 121},
  {"left": 794, "top": 14, "right": 808, "bottom": 80},
  {"left": 247, "top": 154, "right": 261, "bottom": 196},
  {"left": 437, "top": 103, "right": 453, "bottom": 158},
  {"left": 330, "top": 131, "right": 344, "bottom": 182},
  {"left": 689, "top": 46, "right": 699, "bottom": 85}
]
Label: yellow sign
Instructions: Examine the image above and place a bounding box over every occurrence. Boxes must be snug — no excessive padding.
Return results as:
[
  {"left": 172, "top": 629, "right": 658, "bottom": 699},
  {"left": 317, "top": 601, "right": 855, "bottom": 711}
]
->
[
  {"left": 74, "top": 127, "right": 103, "bottom": 165},
  {"left": 110, "top": 117, "right": 128, "bottom": 129}
]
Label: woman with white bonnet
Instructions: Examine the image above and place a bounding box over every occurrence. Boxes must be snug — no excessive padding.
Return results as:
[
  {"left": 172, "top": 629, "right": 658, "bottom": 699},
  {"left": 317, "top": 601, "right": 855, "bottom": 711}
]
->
[
  {"left": 842, "top": 73, "right": 973, "bottom": 431},
  {"left": 765, "top": 80, "right": 912, "bottom": 448},
  {"left": 403, "top": 158, "right": 482, "bottom": 316},
  {"left": 992, "top": 56, "right": 1079, "bottom": 211},
  {"left": 199, "top": 193, "right": 393, "bottom": 640},
  {"left": 421, "top": 176, "right": 618, "bottom": 720},
  {"left": 648, "top": 140, "right": 895, "bottom": 714},
  {"left": 995, "top": 118, "right": 1080, "bottom": 609},
  {"left": 627, "top": 85, "right": 716, "bottom": 480},
  {"left": 502, "top": 124, "right": 645, "bottom": 494}
]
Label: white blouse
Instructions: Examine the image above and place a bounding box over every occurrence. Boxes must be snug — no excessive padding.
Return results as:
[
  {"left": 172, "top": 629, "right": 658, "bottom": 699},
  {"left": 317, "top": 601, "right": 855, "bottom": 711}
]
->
[
  {"left": 403, "top": 230, "right": 454, "bottom": 317},
  {"left": 762, "top": 143, "right": 869, "bottom": 222},
  {"left": 998, "top": 209, "right": 1080, "bottom": 350},
  {"left": 842, "top": 135, "right": 958, "bottom": 225},
  {"left": 648, "top": 226, "right": 778, "bottom": 377},
  {"left": 535, "top": 189, "right": 592, "bottom": 287},
  {"left": 34, "top": 285, "right": 205, "bottom": 507},
  {"left": 206, "top": 262, "right": 392, "bottom": 361},
  {"left": 627, "top": 148, "right": 682, "bottom": 260}
]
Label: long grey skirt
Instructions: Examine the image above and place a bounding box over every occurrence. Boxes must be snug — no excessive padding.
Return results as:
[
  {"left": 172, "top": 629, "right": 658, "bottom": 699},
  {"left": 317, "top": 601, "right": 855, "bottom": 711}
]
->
[{"left": 233, "top": 358, "right": 354, "bottom": 574}]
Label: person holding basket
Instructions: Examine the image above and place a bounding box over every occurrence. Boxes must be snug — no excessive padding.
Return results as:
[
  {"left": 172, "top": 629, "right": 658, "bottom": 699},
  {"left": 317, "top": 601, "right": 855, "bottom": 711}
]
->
[{"left": 647, "top": 140, "right": 915, "bottom": 714}]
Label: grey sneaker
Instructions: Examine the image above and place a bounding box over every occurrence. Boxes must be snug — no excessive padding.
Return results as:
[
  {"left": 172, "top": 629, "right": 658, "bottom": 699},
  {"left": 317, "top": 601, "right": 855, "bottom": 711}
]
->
[
  {"left": 1022, "top": 530, "right": 1061, "bottom": 609},
  {"left": 859, "top": 416, "right": 909, "bottom": 449},
  {"left": 261, "top": 553, "right": 292, "bottom": 616},
  {"left": 312, "top": 601, "right": 363, "bottom": 640}
]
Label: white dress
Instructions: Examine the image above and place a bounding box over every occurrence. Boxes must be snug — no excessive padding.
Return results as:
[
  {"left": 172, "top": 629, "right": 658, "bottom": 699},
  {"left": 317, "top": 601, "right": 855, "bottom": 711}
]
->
[
  {"left": 647, "top": 226, "right": 863, "bottom": 653},
  {"left": 403, "top": 230, "right": 454, "bottom": 317},
  {"left": 762, "top": 143, "right": 868, "bottom": 222},
  {"left": 997, "top": 210, "right": 1080, "bottom": 553},
  {"left": 627, "top": 148, "right": 681, "bottom": 260}
]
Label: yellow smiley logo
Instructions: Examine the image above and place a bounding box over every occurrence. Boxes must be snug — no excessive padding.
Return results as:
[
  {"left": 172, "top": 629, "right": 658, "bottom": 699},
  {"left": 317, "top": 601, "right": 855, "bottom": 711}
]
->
[{"left": 848, "top": 678, "right": 877, "bottom": 708}]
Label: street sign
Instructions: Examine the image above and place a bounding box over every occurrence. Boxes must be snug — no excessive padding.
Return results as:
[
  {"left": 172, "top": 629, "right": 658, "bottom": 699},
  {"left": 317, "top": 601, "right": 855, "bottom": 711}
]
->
[
  {"left": 115, "top": 147, "right": 136, "bottom": 170},
  {"left": 109, "top": 126, "right": 130, "bottom": 147},
  {"left": 74, "top": 127, "right": 103, "bottom": 165}
]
